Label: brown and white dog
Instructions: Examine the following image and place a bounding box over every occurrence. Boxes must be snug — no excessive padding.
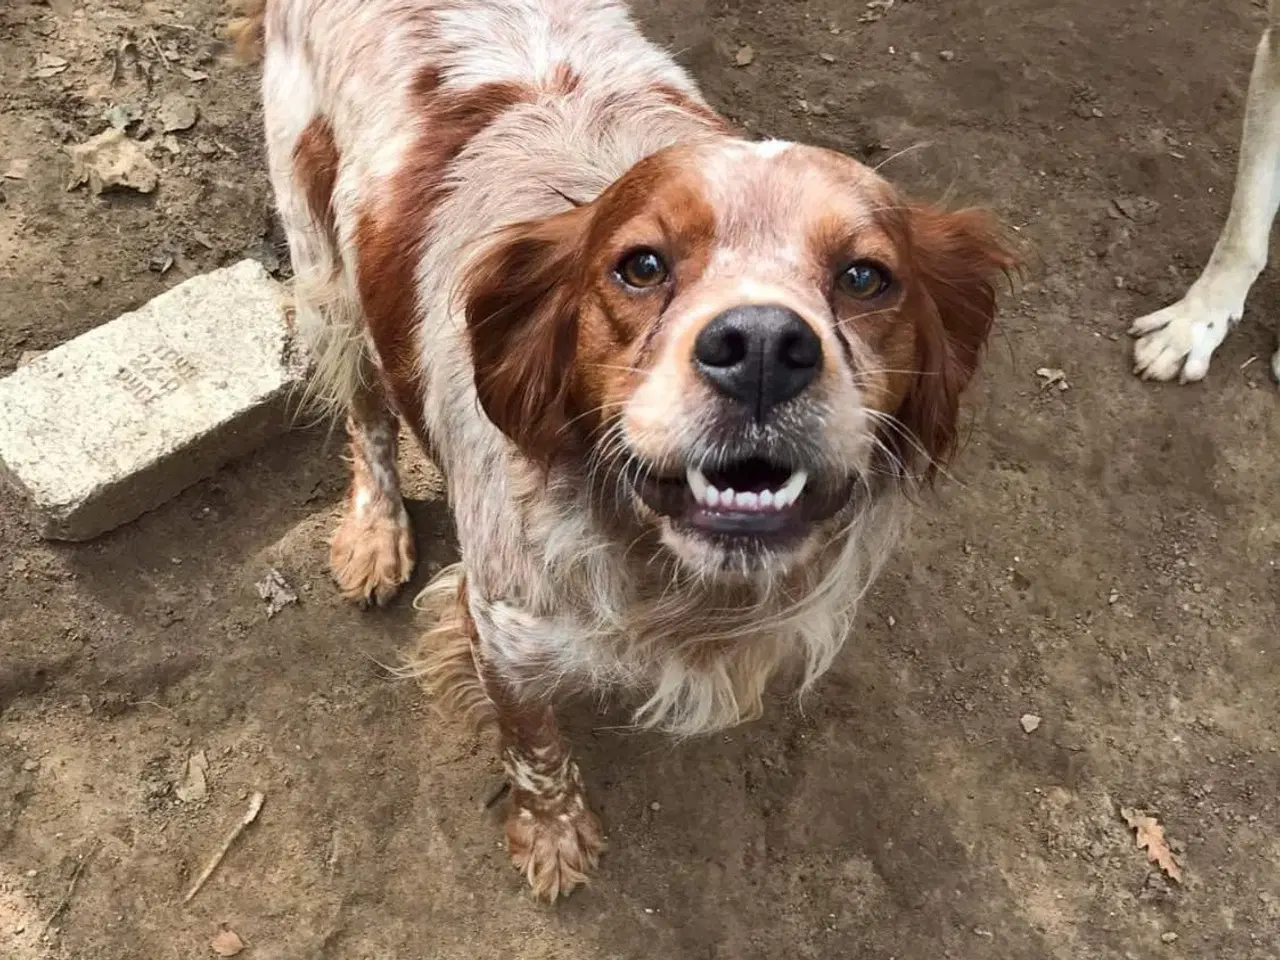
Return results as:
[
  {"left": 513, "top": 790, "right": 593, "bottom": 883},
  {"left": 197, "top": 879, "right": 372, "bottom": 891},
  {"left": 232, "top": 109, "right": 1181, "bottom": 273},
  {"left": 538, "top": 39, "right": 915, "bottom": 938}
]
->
[{"left": 231, "top": 0, "right": 1013, "bottom": 900}]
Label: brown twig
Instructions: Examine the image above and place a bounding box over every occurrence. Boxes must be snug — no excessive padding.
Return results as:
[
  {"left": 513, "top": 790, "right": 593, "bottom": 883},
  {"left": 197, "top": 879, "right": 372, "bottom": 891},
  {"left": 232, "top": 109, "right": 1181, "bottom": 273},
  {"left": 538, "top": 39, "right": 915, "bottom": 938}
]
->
[
  {"left": 183, "top": 792, "right": 265, "bottom": 904},
  {"left": 41, "top": 841, "right": 100, "bottom": 937}
]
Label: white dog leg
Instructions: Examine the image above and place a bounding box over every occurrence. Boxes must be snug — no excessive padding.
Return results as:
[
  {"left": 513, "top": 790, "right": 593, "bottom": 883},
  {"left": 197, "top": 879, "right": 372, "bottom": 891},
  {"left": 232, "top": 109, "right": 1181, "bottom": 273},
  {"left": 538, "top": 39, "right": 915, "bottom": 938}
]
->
[{"left": 1132, "top": 10, "right": 1280, "bottom": 383}]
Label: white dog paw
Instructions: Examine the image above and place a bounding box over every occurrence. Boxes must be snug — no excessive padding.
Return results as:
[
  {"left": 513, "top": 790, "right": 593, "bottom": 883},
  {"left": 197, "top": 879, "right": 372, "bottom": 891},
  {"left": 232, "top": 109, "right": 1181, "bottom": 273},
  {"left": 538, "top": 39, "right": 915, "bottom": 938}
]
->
[{"left": 1129, "top": 299, "right": 1237, "bottom": 383}]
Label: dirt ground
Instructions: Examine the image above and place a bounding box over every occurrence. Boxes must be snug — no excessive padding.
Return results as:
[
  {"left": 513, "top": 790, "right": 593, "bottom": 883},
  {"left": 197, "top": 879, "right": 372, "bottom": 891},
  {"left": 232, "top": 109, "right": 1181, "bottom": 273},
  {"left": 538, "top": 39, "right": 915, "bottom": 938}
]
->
[{"left": 2, "top": 0, "right": 1278, "bottom": 957}]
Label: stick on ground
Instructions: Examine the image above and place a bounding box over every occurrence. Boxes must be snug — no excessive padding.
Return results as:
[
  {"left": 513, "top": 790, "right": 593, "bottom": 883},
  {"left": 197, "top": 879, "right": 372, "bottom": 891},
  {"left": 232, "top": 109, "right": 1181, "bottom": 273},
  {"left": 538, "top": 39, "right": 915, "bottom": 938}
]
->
[
  {"left": 183, "top": 791, "right": 265, "bottom": 905},
  {"left": 41, "top": 841, "right": 100, "bottom": 937}
]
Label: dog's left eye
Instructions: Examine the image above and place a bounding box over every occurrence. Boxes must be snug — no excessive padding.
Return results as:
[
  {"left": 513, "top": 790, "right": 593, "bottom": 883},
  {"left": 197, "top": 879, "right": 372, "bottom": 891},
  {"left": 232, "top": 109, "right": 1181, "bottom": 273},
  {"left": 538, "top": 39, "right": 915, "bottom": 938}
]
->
[
  {"left": 837, "top": 261, "right": 890, "bottom": 300},
  {"left": 616, "top": 249, "right": 668, "bottom": 289}
]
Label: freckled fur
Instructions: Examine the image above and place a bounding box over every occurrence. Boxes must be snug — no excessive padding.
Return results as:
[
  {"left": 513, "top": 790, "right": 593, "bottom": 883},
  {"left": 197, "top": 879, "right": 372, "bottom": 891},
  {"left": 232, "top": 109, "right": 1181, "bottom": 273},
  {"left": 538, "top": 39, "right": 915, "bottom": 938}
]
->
[{"left": 250, "top": 0, "right": 1014, "bottom": 900}]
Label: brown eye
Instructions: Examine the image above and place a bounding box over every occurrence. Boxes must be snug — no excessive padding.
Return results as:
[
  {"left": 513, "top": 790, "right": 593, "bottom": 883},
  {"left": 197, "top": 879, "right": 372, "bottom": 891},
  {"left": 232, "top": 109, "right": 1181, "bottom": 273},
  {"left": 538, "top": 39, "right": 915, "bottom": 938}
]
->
[
  {"left": 616, "top": 249, "right": 668, "bottom": 289},
  {"left": 837, "top": 261, "right": 890, "bottom": 300}
]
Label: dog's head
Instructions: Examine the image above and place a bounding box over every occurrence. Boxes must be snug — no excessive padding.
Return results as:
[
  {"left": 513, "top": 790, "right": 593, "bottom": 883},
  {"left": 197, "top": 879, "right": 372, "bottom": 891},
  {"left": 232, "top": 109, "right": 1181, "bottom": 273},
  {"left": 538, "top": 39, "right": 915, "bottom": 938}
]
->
[{"left": 463, "top": 140, "right": 1015, "bottom": 579}]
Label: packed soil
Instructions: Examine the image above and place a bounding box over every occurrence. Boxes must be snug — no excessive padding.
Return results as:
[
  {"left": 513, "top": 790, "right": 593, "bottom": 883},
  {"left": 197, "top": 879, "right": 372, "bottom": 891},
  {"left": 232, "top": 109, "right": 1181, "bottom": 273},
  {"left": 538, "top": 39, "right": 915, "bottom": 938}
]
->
[{"left": 2, "top": 1, "right": 1278, "bottom": 958}]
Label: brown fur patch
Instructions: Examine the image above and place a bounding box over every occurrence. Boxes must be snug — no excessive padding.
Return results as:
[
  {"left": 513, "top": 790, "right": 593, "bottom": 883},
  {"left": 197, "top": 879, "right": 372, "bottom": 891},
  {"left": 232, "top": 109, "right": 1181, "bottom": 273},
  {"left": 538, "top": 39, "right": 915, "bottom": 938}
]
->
[
  {"left": 650, "top": 82, "right": 735, "bottom": 136},
  {"left": 292, "top": 116, "right": 340, "bottom": 241},
  {"left": 355, "top": 69, "right": 532, "bottom": 443},
  {"left": 463, "top": 206, "right": 592, "bottom": 463},
  {"left": 889, "top": 206, "right": 1017, "bottom": 475},
  {"left": 546, "top": 62, "right": 582, "bottom": 95}
]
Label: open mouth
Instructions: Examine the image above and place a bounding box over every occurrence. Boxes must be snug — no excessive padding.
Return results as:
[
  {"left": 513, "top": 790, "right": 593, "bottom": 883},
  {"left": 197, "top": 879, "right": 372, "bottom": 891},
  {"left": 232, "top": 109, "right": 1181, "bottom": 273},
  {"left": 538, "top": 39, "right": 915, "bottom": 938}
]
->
[{"left": 630, "top": 456, "right": 855, "bottom": 539}]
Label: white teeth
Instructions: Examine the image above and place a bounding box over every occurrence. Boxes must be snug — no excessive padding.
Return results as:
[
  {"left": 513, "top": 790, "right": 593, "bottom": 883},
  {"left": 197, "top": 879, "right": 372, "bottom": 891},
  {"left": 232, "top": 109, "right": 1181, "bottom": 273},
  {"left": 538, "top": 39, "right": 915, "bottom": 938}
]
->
[
  {"left": 777, "top": 469, "right": 808, "bottom": 508},
  {"left": 685, "top": 468, "right": 809, "bottom": 513},
  {"left": 686, "top": 466, "right": 709, "bottom": 502}
]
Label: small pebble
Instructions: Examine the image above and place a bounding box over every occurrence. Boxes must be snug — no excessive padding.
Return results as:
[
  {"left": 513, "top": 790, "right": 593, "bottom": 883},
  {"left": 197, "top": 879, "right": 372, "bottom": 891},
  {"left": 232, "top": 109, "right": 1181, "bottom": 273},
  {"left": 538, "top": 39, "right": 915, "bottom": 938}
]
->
[
  {"left": 939, "top": 49, "right": 956, "bottom": 61},
  {"left": 22, "top": 758, "right": 40, "bottom": 771},
  {"left": 650, "top": 801, "right": 661, "bottom": 812},
  {"left": 1020, "top": 714, "right": 1042, "bottom": 734},
  {"left": 1161, "top": 932, "right": 1179, "bottom": 944}
]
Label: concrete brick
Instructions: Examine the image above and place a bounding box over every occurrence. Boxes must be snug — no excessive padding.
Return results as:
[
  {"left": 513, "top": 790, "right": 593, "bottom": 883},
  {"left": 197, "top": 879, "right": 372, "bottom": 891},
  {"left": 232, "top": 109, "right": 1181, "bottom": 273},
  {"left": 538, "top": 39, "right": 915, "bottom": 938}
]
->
[{"left": 0, "top": 259, "right": 308, "bottom": 540}]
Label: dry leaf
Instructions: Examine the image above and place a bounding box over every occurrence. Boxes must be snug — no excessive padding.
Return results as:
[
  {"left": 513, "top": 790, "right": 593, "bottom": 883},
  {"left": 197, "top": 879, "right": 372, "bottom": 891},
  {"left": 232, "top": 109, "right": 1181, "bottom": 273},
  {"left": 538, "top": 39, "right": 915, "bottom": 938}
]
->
[
  {"left": 65, "top": 129, "right": 159, "bottom": 195},
  {"left": 734, "top": 45, "right": 756, "bottom": 67},
  {"left": 1036, "top": 367, "right": 1067, "bottom": 390},
  {"left": 1120, "top": 807, "right": 1183, "bottom": 883},
  {"left": 210, "top": 928, "right": 246, "bottom": 956},
  {"left": 1113, "top": 195, "right": 1161, "bottom": 225},
  {"left": 255, "top": 568, "right": 298, "bottom": 618}
]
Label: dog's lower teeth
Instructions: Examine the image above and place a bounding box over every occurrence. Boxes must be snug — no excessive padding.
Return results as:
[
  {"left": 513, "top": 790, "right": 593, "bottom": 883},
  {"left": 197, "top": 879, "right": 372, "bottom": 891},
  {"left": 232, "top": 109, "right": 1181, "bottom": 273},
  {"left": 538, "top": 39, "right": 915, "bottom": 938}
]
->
[{"left": 684, "top": 466, "right": 809, "bottom": 512}]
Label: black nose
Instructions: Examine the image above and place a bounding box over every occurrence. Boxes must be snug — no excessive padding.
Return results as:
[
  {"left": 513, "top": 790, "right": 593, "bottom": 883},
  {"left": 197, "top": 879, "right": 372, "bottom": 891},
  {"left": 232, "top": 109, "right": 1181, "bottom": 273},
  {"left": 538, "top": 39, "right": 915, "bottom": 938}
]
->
[{"left": 693, "top": 305, "right": 823, "bottom": 419}]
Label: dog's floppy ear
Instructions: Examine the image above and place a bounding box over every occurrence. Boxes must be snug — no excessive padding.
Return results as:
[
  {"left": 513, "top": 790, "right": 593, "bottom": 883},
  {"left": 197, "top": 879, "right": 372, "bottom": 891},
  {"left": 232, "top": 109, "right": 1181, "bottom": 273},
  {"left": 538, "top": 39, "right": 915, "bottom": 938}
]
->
[
  {"left": 894, "top": 206, "right": 1016, "bottom": 477},
  {"left": 463, "top": 206, "right": 591, "bottom": 465}
]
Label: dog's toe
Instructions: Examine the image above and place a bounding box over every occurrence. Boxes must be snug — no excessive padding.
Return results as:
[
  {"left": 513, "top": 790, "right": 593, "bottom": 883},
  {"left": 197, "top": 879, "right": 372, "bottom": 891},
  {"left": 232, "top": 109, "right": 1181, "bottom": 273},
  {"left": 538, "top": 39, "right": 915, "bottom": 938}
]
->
[
  {"left": 329, "top": 509, "right": 416, "bottom": 607},
  {"left": 1131, "top": 300, "right": 1233, "bottom": 383},
  {"left": 506, "top": 794, "right": 604, "bottom": 902}
]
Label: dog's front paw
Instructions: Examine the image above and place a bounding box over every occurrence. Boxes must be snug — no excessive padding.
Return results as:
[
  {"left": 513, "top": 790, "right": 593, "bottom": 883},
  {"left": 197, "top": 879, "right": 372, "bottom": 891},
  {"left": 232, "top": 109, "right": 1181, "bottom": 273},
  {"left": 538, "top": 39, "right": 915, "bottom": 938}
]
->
[
  {"left": 505, "top": 782, "right": 604, "bottom": 902},
  {"left": 329, "top": 507, "right": 416, "bottom": 607},
  {"left": 1130, "top": 297, "right": 1238, "bottom": 383}
]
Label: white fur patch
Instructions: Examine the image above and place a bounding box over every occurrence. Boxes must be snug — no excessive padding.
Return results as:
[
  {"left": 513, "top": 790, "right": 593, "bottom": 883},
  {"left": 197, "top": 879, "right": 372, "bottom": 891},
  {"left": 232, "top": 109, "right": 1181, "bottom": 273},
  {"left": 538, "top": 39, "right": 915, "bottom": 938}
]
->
[{"left": 751, "top": 138, "right": 794, "bottom": 158}]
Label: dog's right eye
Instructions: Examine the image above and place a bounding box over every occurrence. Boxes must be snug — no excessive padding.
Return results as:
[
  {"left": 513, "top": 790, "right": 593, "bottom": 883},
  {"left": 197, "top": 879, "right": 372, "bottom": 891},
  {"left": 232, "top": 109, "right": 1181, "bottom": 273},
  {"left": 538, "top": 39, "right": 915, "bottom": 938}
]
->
[{"left": 615, "top": 249, "right": 669, "bottom": 289}]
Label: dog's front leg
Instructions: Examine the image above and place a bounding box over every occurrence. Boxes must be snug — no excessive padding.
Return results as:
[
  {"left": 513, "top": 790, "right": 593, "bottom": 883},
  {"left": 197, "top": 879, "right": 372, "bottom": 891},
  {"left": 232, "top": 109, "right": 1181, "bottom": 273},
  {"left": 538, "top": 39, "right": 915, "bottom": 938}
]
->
[
  {"left": 1131, "top": 6, "right": 1280, "bottom": 382},
  {"left": 472, "top": 651, "right": 604, "bottom": 901}
]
